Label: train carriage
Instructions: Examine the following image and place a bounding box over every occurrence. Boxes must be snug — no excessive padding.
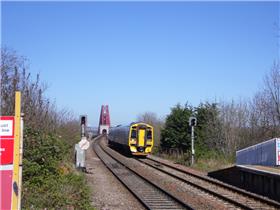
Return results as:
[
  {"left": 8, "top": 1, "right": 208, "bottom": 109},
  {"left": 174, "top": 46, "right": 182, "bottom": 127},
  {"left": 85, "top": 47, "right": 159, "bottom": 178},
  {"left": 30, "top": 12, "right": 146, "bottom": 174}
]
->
[{"left": 108, "top": 122, "right": 154, "bottom": 156}]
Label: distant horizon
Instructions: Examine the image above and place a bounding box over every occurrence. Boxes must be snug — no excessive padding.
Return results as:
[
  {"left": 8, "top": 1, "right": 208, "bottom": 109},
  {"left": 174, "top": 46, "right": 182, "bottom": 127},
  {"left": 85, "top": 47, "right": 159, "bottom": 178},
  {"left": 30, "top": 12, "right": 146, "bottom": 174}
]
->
[{"left": 2, "top": 1, "right": 279, "bottom": 126}]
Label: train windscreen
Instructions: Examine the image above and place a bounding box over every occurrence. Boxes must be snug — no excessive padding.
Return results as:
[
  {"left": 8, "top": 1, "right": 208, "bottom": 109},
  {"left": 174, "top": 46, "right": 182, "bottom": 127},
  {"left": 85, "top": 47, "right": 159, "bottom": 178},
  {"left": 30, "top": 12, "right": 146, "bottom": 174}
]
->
[
  {"left": 131, "top": 129, "right": 137, "bottom": 138},
  {"left": 147, "top": 130, "right": 152, "bottom": 139}
]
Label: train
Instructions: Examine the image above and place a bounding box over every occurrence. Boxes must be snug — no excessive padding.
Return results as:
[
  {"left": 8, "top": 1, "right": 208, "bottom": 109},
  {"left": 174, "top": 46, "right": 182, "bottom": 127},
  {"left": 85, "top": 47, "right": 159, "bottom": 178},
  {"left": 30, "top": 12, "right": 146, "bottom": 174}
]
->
[{"left": 108, "top": 122, "right": 154, "bottom": 156}]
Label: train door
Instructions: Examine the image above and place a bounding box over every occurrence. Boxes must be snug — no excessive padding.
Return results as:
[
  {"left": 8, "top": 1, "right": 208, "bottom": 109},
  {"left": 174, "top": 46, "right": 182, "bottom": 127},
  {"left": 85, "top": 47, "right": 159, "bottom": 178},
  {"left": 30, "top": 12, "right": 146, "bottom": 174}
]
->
[{"left": 138, "top": 128, "right": 146, "bottom": 147}]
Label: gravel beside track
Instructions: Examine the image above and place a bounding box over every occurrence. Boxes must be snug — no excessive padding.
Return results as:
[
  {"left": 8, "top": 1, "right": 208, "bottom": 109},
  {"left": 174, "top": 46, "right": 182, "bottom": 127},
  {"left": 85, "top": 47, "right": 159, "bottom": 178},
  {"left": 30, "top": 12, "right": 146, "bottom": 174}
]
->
[
  {"left": 93, "top": 137, "right": 188, "bottom": 210},
  {"left": 85, "top": 136, "right": 145, "bottom": 210}
]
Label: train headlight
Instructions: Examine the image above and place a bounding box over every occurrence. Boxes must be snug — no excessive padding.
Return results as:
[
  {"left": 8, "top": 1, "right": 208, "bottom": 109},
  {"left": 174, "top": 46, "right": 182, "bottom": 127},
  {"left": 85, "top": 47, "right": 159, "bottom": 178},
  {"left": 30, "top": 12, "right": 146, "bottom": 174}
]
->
[
  {"left": 130, "top": 139, "right": 136, "bottom": 144},
  {"left": 130, "top": 147, "right": 137, "bottom": 152},
  {"left": 146, "top": 140, "right": 152, "bottom": 145}
]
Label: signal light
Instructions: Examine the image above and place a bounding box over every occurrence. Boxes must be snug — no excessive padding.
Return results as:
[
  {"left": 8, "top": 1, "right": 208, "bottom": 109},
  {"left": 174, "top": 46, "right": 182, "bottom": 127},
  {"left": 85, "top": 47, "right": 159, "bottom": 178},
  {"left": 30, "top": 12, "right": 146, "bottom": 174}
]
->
[
  {"left": 81, "top": 116, "right": 86, "bottom": 125},
  {"left": 189, "top": 117, "right": 197, "bottom": 127},
  {"left": 191, "top": 119, "right": 196, "bottom": 126}
]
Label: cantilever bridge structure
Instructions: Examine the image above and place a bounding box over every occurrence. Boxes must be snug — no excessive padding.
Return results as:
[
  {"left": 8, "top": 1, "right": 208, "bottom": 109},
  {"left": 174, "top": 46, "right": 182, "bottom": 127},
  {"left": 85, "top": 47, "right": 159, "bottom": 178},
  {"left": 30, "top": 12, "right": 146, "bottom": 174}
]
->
[{"left": 98, "top": 105, "right": 111, "bottom": 134}]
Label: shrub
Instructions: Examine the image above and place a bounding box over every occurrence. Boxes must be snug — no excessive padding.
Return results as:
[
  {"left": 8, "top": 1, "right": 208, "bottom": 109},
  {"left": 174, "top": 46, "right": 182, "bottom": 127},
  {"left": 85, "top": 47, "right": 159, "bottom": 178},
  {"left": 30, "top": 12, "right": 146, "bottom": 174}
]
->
[{"left": 22, "top": 127, "right": 93, "bottom": 209}]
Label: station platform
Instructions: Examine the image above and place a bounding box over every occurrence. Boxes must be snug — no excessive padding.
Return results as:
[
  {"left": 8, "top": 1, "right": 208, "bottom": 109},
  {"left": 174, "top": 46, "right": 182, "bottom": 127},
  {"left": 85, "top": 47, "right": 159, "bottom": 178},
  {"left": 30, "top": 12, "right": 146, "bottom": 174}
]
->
[
  {"left": 208, "top": 165, "right": 280, "bottom": 202},
  {"left": 242, "top": 165, "right": 280, "bottom": 175}
]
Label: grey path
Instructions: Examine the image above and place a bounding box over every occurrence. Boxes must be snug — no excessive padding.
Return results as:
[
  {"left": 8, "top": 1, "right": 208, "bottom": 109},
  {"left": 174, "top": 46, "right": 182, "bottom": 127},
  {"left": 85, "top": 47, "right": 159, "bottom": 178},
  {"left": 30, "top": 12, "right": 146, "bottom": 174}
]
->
[{"left": 85, "top": 141, "right": 145, "bottom": 210}]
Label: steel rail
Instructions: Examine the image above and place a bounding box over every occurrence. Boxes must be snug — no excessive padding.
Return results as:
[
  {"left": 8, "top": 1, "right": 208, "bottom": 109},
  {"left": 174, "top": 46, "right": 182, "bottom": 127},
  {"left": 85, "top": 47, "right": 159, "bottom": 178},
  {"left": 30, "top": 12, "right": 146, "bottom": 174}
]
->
[
  {"left": 93, "top": 138, "right": 192, "bottom": 210},
  {"left": 137, "top": 157, "right": 280, "bottom": 210}
]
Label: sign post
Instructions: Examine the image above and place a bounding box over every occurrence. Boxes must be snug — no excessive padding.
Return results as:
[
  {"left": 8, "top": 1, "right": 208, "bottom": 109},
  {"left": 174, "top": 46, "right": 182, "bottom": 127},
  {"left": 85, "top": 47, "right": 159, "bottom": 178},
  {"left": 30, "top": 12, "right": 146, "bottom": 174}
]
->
[
  {"left": 12, "top": 91, "right": 21, "bottom": 210},
  {"left": 75, "top": 115, "right": 90, "bottom": 170}
]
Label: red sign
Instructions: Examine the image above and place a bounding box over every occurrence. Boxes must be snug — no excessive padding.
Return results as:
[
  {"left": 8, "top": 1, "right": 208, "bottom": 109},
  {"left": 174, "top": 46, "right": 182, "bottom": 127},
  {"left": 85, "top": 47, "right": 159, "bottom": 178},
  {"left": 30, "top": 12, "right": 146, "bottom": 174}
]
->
[
  {"left": 0, "top": 116, "right": 15, "bottom": 139},
  {"left": 0, "top": 139, "right": 14, "bottom": 165},
  {"left": 0, "top": 169, "right": 13, "bottom": 210},
  {"left": 0, "top": 116, "right": 15, "bottom": 210}
]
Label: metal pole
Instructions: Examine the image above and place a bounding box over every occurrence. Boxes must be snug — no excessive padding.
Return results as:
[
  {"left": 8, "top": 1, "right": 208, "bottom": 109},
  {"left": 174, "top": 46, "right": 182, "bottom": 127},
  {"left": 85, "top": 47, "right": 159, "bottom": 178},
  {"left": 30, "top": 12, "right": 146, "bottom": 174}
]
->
[
  {"left": 191, "top": 125, "right": 195, "bottom": 165},
  {"left": 81, "top": 124, "right": 85, "bottom": 137}
]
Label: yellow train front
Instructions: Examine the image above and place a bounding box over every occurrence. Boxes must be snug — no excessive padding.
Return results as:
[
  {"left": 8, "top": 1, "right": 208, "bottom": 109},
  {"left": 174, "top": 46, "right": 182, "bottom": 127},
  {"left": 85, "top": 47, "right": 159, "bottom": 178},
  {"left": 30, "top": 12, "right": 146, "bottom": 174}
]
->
[{"left": 108, "top": 122, "right": 154, "bottom": 156}]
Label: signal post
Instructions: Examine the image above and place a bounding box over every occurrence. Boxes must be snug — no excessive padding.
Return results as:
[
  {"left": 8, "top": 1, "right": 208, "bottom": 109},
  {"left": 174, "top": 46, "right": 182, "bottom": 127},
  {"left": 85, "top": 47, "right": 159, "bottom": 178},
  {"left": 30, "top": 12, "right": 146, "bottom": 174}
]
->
[
  {"left": 189, "top": 117, "right": 197, "bottom": 166},
  {"left": 75, "top": 115, "right": 90, "bottom": 170}
]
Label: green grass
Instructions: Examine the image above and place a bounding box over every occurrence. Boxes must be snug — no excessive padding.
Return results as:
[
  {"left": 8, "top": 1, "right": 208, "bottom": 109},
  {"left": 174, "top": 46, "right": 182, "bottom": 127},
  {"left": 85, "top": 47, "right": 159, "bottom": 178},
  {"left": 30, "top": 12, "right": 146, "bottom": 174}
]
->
[
  {"left": 155, "top": 148, "right": 234, "bottom": 173},
  {"left": 192, "top": 156, "right": 234, "bottom": 172},
  {"left": 192, "top": 148, "right": 235, "bottom": 172}
]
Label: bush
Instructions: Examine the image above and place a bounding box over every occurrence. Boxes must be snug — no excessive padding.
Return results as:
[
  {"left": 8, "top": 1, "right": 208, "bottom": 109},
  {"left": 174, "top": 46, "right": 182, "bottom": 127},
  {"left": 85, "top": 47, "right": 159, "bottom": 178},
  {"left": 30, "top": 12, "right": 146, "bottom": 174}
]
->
[
  {"left": 160, "top": 103, "right": 193, "bottom": 150},
  {"left": 22, "top": 127, "right": 93, "bottom": 210}
]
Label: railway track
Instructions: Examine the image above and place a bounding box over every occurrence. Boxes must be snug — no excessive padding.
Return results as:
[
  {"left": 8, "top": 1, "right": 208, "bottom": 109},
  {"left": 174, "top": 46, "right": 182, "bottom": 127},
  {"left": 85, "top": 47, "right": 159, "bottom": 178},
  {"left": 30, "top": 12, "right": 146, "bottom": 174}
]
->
[
  {"left": 135, "top": 156, "right": 280, "bottom": 210},
  {"left": 93, "top": 138, "right": 191, "bottom": 210},
  {"left": 93, "top": 137, "right": 280, "bottom": 209},
  {"left": 143, "top": 156, "right": 280, "bottom": 209}
]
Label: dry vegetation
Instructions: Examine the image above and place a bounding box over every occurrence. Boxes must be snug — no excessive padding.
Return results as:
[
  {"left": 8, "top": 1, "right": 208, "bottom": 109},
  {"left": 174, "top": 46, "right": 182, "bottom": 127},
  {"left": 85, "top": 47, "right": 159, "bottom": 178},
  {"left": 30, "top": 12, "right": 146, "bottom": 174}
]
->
[{"left": 1, "top": 48, "right": 93, "bottom": 209}]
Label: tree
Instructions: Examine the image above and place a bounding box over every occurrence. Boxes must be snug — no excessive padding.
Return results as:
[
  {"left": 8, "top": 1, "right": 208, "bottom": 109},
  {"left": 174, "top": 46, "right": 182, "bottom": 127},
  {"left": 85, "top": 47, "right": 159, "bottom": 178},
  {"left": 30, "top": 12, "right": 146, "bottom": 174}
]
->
[
  {"left": 1, "top": 48, "right": 24, "bottom": 115},
  {"left": 217, "top": 62, "right": 280, "bottom": 153},
  {"left": 219, "top": 99, "right": 250, "bottom": 153},
  {"left": 0, "top": 48, "right": 69, "bottom": 133},
  {"left": 160, "top": 103, "right": 193, "bottom": 151},
  {"left": 248, "top": 62, "right": 280, "bottom": 141},
  {"left": 264, "top": 62, "right": 280, "bottom": 125},
  {"left": 195, "top": 102, "right": 224, "bottom": 153}
]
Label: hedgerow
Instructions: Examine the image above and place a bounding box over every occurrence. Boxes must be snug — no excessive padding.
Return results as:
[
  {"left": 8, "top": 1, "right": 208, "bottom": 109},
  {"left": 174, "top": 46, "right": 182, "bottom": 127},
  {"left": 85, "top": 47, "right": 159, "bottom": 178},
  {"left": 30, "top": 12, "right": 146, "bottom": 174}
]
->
[{"left": 22, "top": 127, "right": 93, "bottom": 209}]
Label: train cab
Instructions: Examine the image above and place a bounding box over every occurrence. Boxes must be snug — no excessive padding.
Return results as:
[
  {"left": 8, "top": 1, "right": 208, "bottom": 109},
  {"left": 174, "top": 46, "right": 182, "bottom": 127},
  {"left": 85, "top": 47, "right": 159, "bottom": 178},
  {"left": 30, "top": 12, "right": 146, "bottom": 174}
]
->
[{"left": 128, "top": 123, "right": 153, "bottom": 155}]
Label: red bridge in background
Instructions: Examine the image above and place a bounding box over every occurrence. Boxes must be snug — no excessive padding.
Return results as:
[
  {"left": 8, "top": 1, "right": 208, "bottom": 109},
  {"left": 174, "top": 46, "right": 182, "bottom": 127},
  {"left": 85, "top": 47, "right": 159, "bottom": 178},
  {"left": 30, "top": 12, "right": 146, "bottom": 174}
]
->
[{"left": 98, "top": 105, "right": 110, "bottom": 134}]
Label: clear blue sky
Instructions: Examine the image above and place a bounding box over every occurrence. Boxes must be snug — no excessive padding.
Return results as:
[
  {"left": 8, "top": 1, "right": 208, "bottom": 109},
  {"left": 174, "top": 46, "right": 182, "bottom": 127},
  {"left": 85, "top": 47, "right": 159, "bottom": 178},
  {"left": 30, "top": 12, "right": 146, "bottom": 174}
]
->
[{"left": 2, "top": 2, "right": 279, "bottom": 126}]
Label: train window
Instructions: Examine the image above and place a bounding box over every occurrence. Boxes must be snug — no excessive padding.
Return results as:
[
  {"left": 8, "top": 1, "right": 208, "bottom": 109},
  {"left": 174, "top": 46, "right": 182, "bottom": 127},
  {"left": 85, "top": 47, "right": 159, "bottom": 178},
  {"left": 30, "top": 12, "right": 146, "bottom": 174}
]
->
[
  {"left": 131, "top": 130, "right": 137, "bottom": 138},
  {"left": 147, "top": 130, "right": 152, "bottom": 139}
]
